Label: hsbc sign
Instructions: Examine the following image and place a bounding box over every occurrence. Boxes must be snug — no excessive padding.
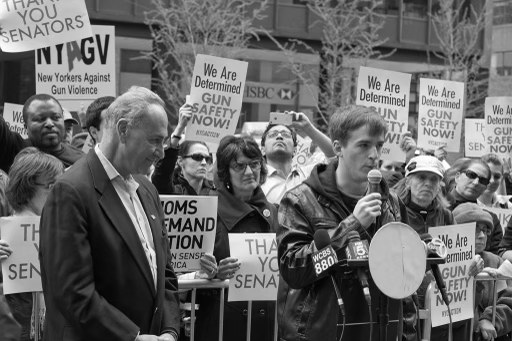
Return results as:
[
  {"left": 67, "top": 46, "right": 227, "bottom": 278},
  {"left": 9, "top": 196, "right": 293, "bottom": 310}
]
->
[{"left": 244, "top": 81, "right": 297, "bottom": 104}]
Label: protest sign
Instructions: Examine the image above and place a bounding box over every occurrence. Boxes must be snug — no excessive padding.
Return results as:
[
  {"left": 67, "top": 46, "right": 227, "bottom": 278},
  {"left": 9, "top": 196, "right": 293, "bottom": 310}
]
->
[
  {"left": 0, "top": 0, "right": 92, "bottom": 53},
  {"left": 417, "top": 78, "right": 464, "bottom": 153},
  {"left": 186, "top": 54, "right": 248, "bottom": 152},
  {"left": 35, "top": 25, "right": 116, "bottom": 112},
  {"left": 429, "top": 223, "right": 475, "bottom": 327},
  {"left": 0, "top": 216, "right": 42, "bottom": 294},
  {"left": 484, "top": 97, "right": 512, "bottom": 159},
  {"left": 356, "top": 66, "right": 411, "bottom": 162},
  {"left": 228, "top": 233, "right": 279, "bottom": 302},
  {"left": 292, "top": 135, "right": 312, "bottom": 167},
  {"left": 464, "top": 118, "right": 486, "bottom": 158},
  {"left": 2, "top": 102, "right": 27, "bottom": 138},
  {"left": 160, "top": 195, "right": 217, "bottom": 272},
  {"left": 485, "top": 207, "right": 512, "bottom": 230}
]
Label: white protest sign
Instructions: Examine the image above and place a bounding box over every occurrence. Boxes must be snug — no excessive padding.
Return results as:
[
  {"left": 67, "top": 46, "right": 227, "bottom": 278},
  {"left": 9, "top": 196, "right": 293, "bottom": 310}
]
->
[
  {"left": 187, "top": 54, "right": 248, "bottom": 152},
  {"left": 82, "top": 134, "right": 94, "bottom": 154},
  {"left": 464, "top": 119, "right": 486, "bottom": 158},
  {"left": 417, "top": 78, "right": 464, "bottom": 152},
  {"left": 0, "top": 216, "right": 42, "bottom": 294},
  {"left": 2, "top": 102, "right": 27, "bottom": 138},
  {"left": 356, "top": 66, "right": 411, "bottom": 162},
  {"left": 429, "top": 223, "right": 475, "bottom": 327},
  {"left": 160, "top": 195, "right": 217, "bottom": 272},
  {"left": 35, "top": 25, "right": 116, "bottom": 112},
  {"left": 228, "top": 233, "right": 279, "bottom": 302},
  {"left": 484, "top": 97, "right": 512, "bottom": 159},
  {"left": 0, "top": 0, "right": 92, "bottom": 53},
  {"left": 292, "top": 135, "right": 312, "bottom": 167},
  {"left": 485, "top": 207, "right": 512, "bottom": 230}
]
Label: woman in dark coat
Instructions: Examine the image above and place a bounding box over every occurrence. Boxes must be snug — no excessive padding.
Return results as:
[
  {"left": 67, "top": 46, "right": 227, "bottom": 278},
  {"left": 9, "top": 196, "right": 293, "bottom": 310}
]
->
[{"left": 194, "top": 135, "right": 279, "bottom": 341}]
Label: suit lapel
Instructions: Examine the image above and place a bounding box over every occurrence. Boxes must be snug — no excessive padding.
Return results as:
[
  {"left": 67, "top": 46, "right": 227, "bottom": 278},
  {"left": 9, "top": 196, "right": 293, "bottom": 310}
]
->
[
  {"left": 88, "top": 151, "right": 156, "bottom": 295},
  {"left": 137, "top": 183, "right": 166, "bottom": 293}
]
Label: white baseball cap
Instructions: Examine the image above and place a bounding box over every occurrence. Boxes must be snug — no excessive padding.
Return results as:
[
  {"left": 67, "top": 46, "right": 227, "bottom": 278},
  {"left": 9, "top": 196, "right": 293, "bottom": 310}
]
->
[
  {"left": 405, "top": 155, "right": 444, "bottom": 178},
  {"left": 63, "top": 108, "right": 79, "bottom": 125}
]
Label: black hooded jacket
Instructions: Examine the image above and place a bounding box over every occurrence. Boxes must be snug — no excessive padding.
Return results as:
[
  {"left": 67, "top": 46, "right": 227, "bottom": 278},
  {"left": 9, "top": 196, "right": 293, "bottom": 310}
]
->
[{"left": 276, "top": 160, "right": 417, "bottom": 341}]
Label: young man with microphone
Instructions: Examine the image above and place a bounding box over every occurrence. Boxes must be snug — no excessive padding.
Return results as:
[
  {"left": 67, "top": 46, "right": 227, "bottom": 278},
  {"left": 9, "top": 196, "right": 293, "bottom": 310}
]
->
[{"left": 276, "top": 105, "right": 413, "bottom": 341}]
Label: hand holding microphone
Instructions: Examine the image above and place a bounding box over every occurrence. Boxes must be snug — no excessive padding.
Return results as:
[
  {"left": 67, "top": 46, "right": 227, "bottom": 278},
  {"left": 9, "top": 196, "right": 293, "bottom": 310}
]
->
[{"left": 354, "top": 170, "right": 383, "bottom": 228}]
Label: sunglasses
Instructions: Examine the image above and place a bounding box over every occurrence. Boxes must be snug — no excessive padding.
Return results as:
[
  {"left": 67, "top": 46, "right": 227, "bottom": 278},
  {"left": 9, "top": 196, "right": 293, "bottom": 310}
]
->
[
  {"left": 464, "top": 169, "right": 490, "bottom": 186},
  {"left": 267, "top": 130, "right": 292, "bottom": 139},
  {"left": 231, "top": 160, "right": 261, "bottom": 173},
  {"left": 183, "top": 154, "right": 212, "bottom": 164}
]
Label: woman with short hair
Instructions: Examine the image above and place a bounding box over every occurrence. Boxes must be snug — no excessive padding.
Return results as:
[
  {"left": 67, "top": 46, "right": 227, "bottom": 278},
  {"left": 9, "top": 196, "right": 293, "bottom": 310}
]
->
[
  {"left": 0, "top": 147, "right": 64, "bottom": 341},
  {"left": 194, "top": 135, "right": 278, "bottom": 341}
]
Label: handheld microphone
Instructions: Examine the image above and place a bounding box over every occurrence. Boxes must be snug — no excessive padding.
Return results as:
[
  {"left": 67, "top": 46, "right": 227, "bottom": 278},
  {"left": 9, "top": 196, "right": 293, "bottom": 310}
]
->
[
  {"left": 367, "top": 169, "right": 382, "bottom": 194},
  {"left": 313, "top": 229, "right": 344, "bottom": 314},
  {"left": 421, "top": 233, "right": 450, "bottom": 307},
  {"left": 345, "top": 231, "right": 371, "bottom": 305}
]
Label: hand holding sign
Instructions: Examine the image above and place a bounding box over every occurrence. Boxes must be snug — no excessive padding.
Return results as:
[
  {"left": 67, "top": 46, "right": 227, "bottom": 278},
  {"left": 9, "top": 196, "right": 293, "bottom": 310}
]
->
[
  {"left": 217, "top": 257, "right": 240, "bottom": 280},
  {"left": 0, "top": 239, "right": 13, "bottom": 260},
  {"left": 195, "top": 252, "right": 218, "bottom": 279},
  {"left": 399, "top": 131, "right": 417, "bottom": 162},
  {"left": 290, "top": 111, "right": 312, "bottom": 132},
  {"left": 177, "top": 103, "right": 193, "bottom": 131}
]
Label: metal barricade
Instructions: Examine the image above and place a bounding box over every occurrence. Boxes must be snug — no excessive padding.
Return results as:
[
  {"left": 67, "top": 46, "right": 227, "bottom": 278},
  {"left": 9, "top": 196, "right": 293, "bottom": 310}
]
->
[
  {"left": 470, "top": 274, "right": 512, "bottom": 341},
  {"left": 178, "top": 279, "right": 278, "bottom": 341}
]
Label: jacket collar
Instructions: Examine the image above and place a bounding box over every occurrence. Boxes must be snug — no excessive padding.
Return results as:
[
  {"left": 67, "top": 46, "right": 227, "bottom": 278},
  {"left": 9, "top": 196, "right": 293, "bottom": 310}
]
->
[{"left": 216, "top": 183, "right": 273, "bottom": 231}]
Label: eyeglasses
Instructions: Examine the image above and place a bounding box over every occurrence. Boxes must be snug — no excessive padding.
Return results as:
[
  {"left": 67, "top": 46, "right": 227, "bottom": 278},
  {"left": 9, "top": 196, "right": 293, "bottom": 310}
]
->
[
  {"left": 491, "top": 172, "right": 502, "bottom": 181},
  {"left": 464, "top": 169, "right": 490, "bottom": 186},
  {"left": 230, "top": 159, "right": 261, "bottom": 173},
  {"left": 267, "top": 130, "right": 292, "bottom": 139},
  {"left": 183, "top": 153, "right": 213, "bottom": 164},
  {"left": 476, "top": 224, "right": 492, "bottom": 236},
  {"left": 35, "top": 182, "right": 55, "bottom": 190}
]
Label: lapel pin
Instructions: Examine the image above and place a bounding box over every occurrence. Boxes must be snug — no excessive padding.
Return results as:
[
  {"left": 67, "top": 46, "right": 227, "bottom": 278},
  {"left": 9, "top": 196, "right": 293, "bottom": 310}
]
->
[
  {"left": 263, "top": 209, "right": 270, "bottom": 218},
  {"left": 150, "top": 214, "right": 156, "bottom": 220}
]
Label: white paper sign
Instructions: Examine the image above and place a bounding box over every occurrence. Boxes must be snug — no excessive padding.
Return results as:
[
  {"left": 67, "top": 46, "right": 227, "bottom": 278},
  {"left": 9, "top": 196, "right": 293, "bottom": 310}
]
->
[
  {"left": 484, "top": 97, "right": 512, "bottom": 159},
  {"left": 356, "top": 66, "right": 411, "bottom": 162},
  {"left": 464, "top": 118, "right": 486, "bottom": 158},
  {"left": 429, "top": 223, "right": 475, "bottom": 327},
  {"left": 187, "top": 54, "right": 248, "bottom": 152},
  {"left": 417, "top": 78, "right": 464, "bottom": 152},
  {"left": 2, "top": 102, "right": 27, "bottom": 138},
  {"left": 35, "top": 25, "right": 116, "bottom": 112},
  {"left": 228, "top": 233, "right": 279, "bottom": 302},
  {"left": 0, "top": 0, "right": 92, "bottom": 53},
  {"left": 485, "top": 207, "right": 512, "bottom": 230},
  {"left": 0, "top": 216, "right": 42, "bottom": 294},
  {"left": 160, "top": 195, "right": 217, "bottom": 272}
]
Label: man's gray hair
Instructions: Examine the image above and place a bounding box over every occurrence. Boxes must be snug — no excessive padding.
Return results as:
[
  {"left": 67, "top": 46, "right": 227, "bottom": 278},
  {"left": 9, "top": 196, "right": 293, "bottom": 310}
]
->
[{"left": 104, "top": 86, "right": 165, "bottom": 129}]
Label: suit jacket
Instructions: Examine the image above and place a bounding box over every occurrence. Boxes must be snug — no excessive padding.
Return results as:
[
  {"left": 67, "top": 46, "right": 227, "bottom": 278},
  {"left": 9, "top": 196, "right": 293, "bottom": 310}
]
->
[{"left": 39, "top": 150, "right": 180, "bottom": 341}]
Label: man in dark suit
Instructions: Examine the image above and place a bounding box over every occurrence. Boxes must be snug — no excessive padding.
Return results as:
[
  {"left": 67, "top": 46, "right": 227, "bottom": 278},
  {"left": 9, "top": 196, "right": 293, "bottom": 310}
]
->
[{"left": 39, "top": 86, "right": 180, "bottom": 341}]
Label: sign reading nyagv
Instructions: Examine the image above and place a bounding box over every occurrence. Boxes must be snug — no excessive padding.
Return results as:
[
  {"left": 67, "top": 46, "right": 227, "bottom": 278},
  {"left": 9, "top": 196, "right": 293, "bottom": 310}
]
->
[
  {"left": 35, "top": 25, "right": 116, "bottom": 112},
  {"left": 484, "top": 97, "right": 512, "bottom": 159},
  {"left": 356, "top": 66, "right": 411, "bottom": 162},
  {"left": 187, "top": 54, "right": 248, "bottom": 152},
  {"left": 0, "top": 0, "right": 92, "bottom": 53},
  {"left": 417, "top": 78, "right": 464, "bottom": 153}
]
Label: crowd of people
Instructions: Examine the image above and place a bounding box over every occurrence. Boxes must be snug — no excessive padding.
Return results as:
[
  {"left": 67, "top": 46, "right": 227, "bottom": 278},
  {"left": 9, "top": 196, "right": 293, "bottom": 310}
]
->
[{"left": 0, "top": 89, "right": 512, "bottom": 341}]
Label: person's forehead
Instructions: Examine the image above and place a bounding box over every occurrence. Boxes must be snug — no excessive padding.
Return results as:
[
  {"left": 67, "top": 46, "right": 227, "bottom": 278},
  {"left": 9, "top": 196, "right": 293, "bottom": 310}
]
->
[
  {"left": 347, "top": 125, "right": 384, "bottom": 143},
  {"left": 268, "top": 124, "right": 291, "bottom": 133},
  {"left": 188, "top": 144, "right": 209, "bottom": 154},
  {"left": 27, "top": 99, "right": 62, "bottom": 116},
  {"left": 487, "top": 162, "right": 502, "bottom": 174},
  {"left": 468, "top": 163, "right": 488, "bottom": 176}
]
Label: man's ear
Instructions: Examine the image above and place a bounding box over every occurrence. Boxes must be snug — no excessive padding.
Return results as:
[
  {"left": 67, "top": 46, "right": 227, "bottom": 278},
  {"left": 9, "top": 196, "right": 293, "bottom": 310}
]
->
[
  {"left": 333, "top": 140, "right": 343, "bottom": 157},
  {"left": 117, "top": 119, "right": 129, "bottom": 143}
]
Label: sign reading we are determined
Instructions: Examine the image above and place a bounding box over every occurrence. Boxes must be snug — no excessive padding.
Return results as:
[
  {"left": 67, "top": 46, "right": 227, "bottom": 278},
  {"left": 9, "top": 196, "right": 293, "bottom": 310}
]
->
[
  {"left": 417, "top": 78, "right": 464, "bottom": 152},
  {"left": 2, "top": 102, "right": 27, "bottom": 138},
  {"left": 186, "top": 54, "right": 248, "bottom": 152},
  {"left": 160, "top": 195, "right": 217, "bottom": 272},
  {"left": 356, "top": 66, "right": 411, "bottom": 162},
  {"left": 484, "top": 97, "right": 512, "bottom": 159}
]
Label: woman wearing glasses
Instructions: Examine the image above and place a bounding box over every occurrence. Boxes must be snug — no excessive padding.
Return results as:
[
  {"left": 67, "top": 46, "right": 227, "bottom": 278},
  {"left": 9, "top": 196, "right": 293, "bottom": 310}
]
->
[
  {"left": 444, "top": 158, "right": 503, "bottom": 255},
  {"left": 0, "top": 147, "right": 64, "bottom": 341},
  {"left": 194, "top": 135, "right": 278, "bottom": 341},
  {"left": 478, "top": 154, "right": 512, "bottom": 209},
  {"left": 152, "top": 103, "right": 215, "bottom": 196}
]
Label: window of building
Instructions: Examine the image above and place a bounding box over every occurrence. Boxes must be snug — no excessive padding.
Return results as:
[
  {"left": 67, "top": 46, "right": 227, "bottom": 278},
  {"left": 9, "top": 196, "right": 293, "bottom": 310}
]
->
[
  {"left": 494, "top": 51, "right": 512, "bottom": 76},
  {"left": 403, "top": 0, "right": 428, "bottom": 19},
  {"left": 494, "top": 0, "right": 512, "bottom": 25}
]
